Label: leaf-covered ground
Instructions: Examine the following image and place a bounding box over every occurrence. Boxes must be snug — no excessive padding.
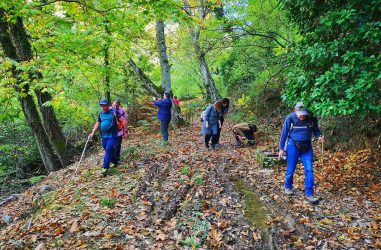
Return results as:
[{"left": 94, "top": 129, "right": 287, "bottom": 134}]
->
[{"left": 0, "top": 119, "right": 380, "bottom": 249}]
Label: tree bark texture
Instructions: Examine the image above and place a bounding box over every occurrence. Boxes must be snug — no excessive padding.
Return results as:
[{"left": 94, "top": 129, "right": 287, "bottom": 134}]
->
[
  {"left": 155, "top": 20, "right": 172, "bottom": 93},
  {"left": 35, "top": 90, "right": 71, "bottom": 167},
  {"left": 155, "top": 20, "right": 186, "bottom": 127},
  {"left": 182, "top": 0, "right": 221, "bottom": 103},
  {"left": 103, "top": 20, "right": 111, "bottom": 103},
  {"left": 127, "top": 59, "right": 163, "bottom": 98},
  {"left": 0, "top": 9, "right": 62, "bottom": 172}
]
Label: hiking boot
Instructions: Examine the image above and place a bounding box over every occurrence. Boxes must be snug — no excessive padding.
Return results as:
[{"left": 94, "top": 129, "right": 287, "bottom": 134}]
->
[
  {"left": 205, "top": 143, "right": 210, "bottom": 149},
  {"left": 213, "top": 143, "right": 222, "bottom": 149},
  {"left": 284, "top": 188, "right": 293, "bottom": 195},
  {"left": 101, "top": 168, "right": 109, "bottom": 177},
  {"left": 306, "top": 195, "right": 320, "bottom": 204},
  {"left": 234, "top": 141, "right": 242, "bottom": 147}
]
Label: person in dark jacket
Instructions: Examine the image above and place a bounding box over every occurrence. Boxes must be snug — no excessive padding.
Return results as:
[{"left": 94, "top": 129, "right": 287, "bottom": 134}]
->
[
  {"left": 278, "top": 102, "right": 324, "bottom": 204},
  {"left": 153, "top": 92, "right": 172, "bottom": 143},
  {"left": 201, "top": 101, "right": 222, "bottom": 149}
]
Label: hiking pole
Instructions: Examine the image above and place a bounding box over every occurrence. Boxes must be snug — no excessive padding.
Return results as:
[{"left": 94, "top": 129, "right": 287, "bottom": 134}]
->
[
  {"left": 75, "top": 136, "right": 90, "bottom": 175},
  {"left": 321, "top": 138, "right": 324, "bottom": 166}
]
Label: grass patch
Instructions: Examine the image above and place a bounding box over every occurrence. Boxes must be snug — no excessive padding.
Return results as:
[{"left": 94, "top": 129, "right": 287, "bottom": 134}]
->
[
  {"left": 29, "top": 175, "right": 45, "bottom": 184},
  {"left": 100, "top": 198, "right": 118, "bottom": 208},
  {"left": 180, "top": 165, "right": 190, "bottom": 175}
]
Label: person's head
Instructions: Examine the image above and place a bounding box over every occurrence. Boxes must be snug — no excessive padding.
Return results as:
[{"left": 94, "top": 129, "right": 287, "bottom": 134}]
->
[
  {"left": 214, "top": 101, "right": 223, "bottom": 113},
  {"left": 294, "top": 102, "right": 304, "bottom": 112},
  {"left": 99, "top": 100, "right": 110, "bottom": 112},
  {"left": 112, "top": 99, "right": 120, "bottom": 109},
  {"left": 221, "top": 98, "right": 230, "bottom": 109},
  {"left": 248, "top": 123, "right": 257, "bottom": 133},
  {"left": 164, "top": 92, "right": 171, "bottom": 99},
  {"left": 295, "top": 102, "right": 309, "bottom": 120}
]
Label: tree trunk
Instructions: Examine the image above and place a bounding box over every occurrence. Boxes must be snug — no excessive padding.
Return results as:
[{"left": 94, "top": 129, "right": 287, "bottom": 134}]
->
[
  {"left": 20, "top": 90, "right": 62, "bottom": 172},
  {"left": 35, "top": 90, "right": 71, "bottom": 167},
  {"left": 155, "top": 20, "right": 172, "bottom": 93},
  {"left": 197, "top": 52, "right": 221, "bottom": 102},
  {"left": 182, "top": 0, "right": 221, "bottom": 103},
  {"left": 0, "top": 9, "right": 62, "bottom": 173},
  {"left": 103, "top": 20, "right": 111, "bottom": 103},
  {"left": 155, "top": 20, "right": 186, "bottom": 127},
  {"left": 127, "top": 59, "right": 163, "bottom": 97}
]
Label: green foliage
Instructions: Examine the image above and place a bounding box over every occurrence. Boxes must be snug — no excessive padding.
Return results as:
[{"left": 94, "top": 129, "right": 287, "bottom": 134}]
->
[
  {"left": 100, "top": 198, "right": 118, "bottom": 208},
  {"left": 29, "top": 175, "right": 46, "bottom": 184},
  {"left": 180, "top": 165, "right": 190, "bottom": 175},
  {"left": 280, "top": 0, "right": 381, "bottom": 116},
  {"left": 193, "top": 173, "right": 204, "bottom": 185}
]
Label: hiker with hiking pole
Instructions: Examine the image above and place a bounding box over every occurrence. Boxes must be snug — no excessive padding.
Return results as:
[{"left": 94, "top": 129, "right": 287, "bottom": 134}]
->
[
  {"left": 278, "top": 102, "right": 325, "bottom": 204},
  {"left": 88, "top": 100, "right": 124, "bottom": 177}
]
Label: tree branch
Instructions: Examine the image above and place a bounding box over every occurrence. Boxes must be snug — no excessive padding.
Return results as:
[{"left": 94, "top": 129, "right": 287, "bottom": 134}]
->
[{"left": 33, "top": 0, "right": 124, "bottom": 13}]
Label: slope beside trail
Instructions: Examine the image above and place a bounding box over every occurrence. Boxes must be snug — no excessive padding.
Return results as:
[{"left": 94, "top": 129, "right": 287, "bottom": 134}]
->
[{"left": 0, "top": 119, "right": 380, "bottom": 249}]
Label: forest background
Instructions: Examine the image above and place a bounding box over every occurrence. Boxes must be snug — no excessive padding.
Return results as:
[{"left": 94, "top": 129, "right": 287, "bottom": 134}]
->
[{"left": 0, "top": 0, "right": 380, "bottom": 194}]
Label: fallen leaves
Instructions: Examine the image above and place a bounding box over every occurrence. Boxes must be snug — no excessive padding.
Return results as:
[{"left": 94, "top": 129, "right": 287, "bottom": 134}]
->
[{"left": 0, "top": 120, "right": 380, "bottom": 249}]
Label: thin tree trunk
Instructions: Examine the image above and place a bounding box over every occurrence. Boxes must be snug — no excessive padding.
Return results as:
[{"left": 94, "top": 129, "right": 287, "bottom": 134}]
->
[
  {"left": 0, "top": 9, "right": 62, "bottom": 173},
  {"left": 197, "top": 52, "right": 221, "bottom": 102},
  {"left": 103, "top": 20, "right": 111, "bottom": 103},
  {"left": 127, "top": 59, "right": 163, "bottom": 97},
  {"left": 182, "top": 0, "right": 221, "bottom": 103},
  {"left": 155, "top": 20, "right": 186, "bottom": 127},
  {"left": 155, "top": 20, "right": 172, "bottom": 93}
]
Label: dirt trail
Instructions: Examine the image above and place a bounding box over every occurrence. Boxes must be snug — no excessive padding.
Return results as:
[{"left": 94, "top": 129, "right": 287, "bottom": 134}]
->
[{"left": 0, "top": 120, "right": 380, "bottom": 249}]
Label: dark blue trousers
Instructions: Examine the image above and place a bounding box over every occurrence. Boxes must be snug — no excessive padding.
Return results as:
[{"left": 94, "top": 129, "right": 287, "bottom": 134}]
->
[
  {"left": 160, "top": 119, "right": 170, "bottom": 141},
  {"left": 102, "top": 137, "right": 117, "bottom": 169},
  {"left": 285, "top": 140, "right": 314, "bottom": 196},
  {"left": 114, "top": 136, "right": 123, "bottom": 163}
]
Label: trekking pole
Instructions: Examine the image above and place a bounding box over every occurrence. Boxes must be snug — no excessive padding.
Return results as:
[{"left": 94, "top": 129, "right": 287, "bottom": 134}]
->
[
  {"left": 321, "top": 139, "right": 324, "bottom": 166},
  {"left": 75, "top": 137, "right": 90, "bottom": 175}
]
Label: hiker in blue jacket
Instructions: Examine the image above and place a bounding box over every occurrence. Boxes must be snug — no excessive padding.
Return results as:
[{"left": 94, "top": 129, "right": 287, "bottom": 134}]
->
[
  {"left": 278, "top": 102, "right": 325, "bottom": 204},
  {"left": 202, "top": 101, "right": 223, "bottom": 149},
  {"left": 153, "top": 92, "right": 172, "bottom": 143},
  {"left": 89, "top": 100, "right": 122, "bottom": 177}
]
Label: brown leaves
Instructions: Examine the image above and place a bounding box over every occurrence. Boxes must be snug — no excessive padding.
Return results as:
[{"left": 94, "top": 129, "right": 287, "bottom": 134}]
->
[
  {"left": 69, "top": 220, "right": 80, "bottom": 233},
  {"left": 208, "top": 228, "right": 222, "bottom": 249}
]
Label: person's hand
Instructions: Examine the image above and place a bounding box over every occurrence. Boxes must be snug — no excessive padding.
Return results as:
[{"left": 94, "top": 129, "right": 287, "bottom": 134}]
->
[
  {"left": 278, "top": 150, "right": 285, "bottom": 160},
  {"left": 123, "top": 131, "right": 128, "bottom": 139},
  {"left": 153, "top": 97, "right": 156, "bottom": 101},
  {"left": 318, "top": 136, "right": 325, "bottom": 144},
  {"left": 206, "top": 122, "right": 209, "bottom": 128},
  {"left": 88, "top": 133, "right": 94, "bottom": 139}
]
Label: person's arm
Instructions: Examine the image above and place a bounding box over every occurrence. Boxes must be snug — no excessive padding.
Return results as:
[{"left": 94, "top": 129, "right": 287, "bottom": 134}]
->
[
  {"left": 312, "top": 117, "right": 324, "bottom": 143},
  {"left": 204, "top": 105, "right": 212, "bottom": 128},
  {"left": 89, "top": 121, "right": 100, "bottom": 139},
  {"left": 278, "top": 116, "right": 292, "bottom": 159},
  {"left": 153, "top": 99, "right": 161, "bottom": 107}
]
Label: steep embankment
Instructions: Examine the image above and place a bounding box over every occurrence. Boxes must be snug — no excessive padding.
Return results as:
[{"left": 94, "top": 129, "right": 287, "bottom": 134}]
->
[{"left": 1, "top": 119, "right": 380, "bottom": 249}]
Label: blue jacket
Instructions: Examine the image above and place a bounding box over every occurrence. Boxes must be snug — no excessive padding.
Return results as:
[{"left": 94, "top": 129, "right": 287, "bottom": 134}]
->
[
  {"left": 279, "top": 113, "right": 322, "bottom": 150},
  {"left": 154, "top": 98, "right": 172, "bottom": 121},
  {"left": 98, "top": 108, "right": 121, "bottom": 139},
  {"left": 201, "top": 105, "right": 220, "bottom": 135}
]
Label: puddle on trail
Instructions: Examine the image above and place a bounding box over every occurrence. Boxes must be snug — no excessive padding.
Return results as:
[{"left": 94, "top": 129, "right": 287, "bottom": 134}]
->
[{"left": 233, "top": 179, "right": 270, "bottom": 230}]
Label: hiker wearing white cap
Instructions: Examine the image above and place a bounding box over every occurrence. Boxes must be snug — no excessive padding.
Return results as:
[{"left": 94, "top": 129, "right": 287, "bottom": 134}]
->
[{"left": 278, "top": 102, "right": 325, "bottom": 204}]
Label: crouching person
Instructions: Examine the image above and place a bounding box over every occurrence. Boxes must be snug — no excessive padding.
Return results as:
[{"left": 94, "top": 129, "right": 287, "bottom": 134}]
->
[{"left": 232, "top": 122, "right": 257, "bottom": 147}]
